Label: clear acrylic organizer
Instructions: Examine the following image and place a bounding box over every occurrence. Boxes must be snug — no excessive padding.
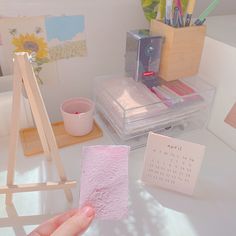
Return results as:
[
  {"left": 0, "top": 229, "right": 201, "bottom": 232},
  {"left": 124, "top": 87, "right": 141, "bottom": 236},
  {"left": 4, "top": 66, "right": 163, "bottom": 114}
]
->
[{"left": 93, "top": 75, "right": 215, "bottom": 149}]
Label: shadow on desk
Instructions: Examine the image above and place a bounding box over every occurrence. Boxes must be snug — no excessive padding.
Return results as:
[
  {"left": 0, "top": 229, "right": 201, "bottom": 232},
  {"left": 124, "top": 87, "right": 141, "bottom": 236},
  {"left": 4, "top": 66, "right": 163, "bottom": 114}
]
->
[
  {"left": 0, "top": 204, "right": 55, "bottom": 236},
  {"left": 84, "top": 182, "right": 198, "bottom": 236},
  {"left": 2, "top": 178, "right": 230, "bottom": 236}
]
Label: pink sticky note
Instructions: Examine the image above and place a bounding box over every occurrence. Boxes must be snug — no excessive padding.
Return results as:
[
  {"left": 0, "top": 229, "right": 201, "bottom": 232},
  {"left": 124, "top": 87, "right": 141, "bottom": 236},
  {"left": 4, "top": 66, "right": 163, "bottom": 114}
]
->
[
  {"left": 0, "top": 33, "right": 2, "bottom": 45},
  {"left": 79, "top": 145, "right": 130, "bottom": 220},
  {"left": 224, "top": 102, "right": 236, "bottom": 129}
]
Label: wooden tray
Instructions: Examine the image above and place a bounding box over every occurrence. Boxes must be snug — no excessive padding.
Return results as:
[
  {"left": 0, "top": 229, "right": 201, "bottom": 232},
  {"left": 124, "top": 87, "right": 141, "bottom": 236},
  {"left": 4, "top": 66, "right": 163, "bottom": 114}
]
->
[{"left": 20, "top": 121, "right": 103, "bottom": 157}]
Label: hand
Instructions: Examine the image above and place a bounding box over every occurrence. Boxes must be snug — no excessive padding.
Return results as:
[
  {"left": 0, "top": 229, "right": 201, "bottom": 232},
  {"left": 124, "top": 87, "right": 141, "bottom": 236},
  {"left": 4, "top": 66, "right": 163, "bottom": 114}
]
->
[{"left": 29, "top": 206, "right": 95, "bottom": 236}]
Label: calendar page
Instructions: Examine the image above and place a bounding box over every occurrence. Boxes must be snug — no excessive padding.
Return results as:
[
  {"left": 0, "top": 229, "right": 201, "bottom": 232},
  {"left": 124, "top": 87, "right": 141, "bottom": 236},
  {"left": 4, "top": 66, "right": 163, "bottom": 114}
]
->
[{"left": 141, "top": 132, "right": 205, "bottom": 195}]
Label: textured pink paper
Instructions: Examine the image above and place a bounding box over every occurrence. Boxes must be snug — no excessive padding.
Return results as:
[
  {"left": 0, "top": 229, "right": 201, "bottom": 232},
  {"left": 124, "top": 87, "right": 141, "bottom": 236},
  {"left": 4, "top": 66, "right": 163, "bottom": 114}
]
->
[{"left": 79, "top": 145, "right": 129, "bottom": 220}]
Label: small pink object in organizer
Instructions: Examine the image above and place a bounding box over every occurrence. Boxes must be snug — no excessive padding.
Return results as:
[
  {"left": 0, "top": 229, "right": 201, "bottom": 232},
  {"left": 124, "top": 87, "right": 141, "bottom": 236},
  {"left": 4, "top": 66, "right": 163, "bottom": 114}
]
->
[
  {"left": 79, "top": 145, "right": 130, "bottom": 220},
  {"left": 142, "top": 132, "right": 205, "bottom": 195}
]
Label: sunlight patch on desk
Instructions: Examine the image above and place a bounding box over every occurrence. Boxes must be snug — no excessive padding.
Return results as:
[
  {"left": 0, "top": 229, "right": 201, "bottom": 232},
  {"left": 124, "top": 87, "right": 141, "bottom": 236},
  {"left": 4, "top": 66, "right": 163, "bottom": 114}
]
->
[
  {"left": 15, "top": 166, "right": 41, "bottom": 183},
  {"left": 138, "top": 184, "right": 198, "bottom": 236},
  {"left": 0, "top": 227, "right": 15, "bottom": 235},
  {"left": 83, "top": 182, "right": 198, "bottom": 236}
]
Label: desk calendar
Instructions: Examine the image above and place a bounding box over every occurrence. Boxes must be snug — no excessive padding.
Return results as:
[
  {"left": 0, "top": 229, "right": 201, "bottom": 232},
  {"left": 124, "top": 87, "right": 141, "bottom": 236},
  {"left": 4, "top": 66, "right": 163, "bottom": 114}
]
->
[{"left": 142, "top": 132, "right": 205, "bottom": 195}]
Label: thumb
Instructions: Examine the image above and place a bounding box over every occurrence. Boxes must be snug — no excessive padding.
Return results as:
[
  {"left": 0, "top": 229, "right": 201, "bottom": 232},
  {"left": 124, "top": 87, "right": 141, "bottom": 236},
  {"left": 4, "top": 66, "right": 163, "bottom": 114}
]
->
[{"left": 51, "top": 206, "right": 95, "bottom": 236}]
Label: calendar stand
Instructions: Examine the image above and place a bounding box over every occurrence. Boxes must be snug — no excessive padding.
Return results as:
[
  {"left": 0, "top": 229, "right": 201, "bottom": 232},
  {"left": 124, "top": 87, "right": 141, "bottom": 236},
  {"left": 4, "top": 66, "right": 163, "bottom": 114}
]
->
[{"left": 0, "top": 52, "right": 76, "bottom": 205}]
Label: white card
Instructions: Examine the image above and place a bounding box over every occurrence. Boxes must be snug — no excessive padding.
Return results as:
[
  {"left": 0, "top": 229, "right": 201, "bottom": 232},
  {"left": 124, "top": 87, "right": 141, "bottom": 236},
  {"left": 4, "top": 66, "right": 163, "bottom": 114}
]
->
[{"left": 142, "top": 132, "right": 205, "bottom": 195}]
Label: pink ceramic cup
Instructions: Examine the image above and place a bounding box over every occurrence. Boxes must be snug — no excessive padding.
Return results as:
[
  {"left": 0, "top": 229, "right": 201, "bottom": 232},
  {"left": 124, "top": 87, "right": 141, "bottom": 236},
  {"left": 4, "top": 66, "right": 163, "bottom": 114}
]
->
[{"left": 61, "top": 97, "right": 95, "bottom": 136}]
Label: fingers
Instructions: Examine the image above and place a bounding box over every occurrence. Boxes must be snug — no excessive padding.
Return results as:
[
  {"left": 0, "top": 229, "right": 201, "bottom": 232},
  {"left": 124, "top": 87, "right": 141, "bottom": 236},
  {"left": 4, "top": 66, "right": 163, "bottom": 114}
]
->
[
  {"left": 28, "top": 206, "right": 95, "bottom": 236},
  {"left": 51, "top": 206, "right": 95, "bottom": 236},
  {"left": 28, "top": 209, "right": 79, "bottom": 236}
]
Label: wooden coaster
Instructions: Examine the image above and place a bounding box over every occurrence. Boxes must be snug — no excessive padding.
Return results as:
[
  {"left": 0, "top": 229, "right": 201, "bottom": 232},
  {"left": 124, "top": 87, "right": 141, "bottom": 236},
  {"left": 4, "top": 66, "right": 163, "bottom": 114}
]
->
[{"left": 20, "top": 121, "right": 103, "bottom": 157}]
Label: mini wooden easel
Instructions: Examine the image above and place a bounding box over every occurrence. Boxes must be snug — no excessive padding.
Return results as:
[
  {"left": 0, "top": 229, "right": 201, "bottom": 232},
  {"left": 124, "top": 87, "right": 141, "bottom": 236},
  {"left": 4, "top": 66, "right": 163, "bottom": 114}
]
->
[{"left": 0, "top": 52, "right": 76, "bottom": 205}]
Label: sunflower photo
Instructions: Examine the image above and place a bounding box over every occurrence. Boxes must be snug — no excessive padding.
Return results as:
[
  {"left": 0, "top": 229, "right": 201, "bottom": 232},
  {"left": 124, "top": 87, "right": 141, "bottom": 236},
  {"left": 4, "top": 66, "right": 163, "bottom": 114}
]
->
[
  {"left": 0, "top": 15, "right": 87, "bottom": 84},
  {"left": 12, "top": 33, "right": 49, "bottom": 61},
  {"left": 0, "top": 16, "right": 50, "bottom": 83}
]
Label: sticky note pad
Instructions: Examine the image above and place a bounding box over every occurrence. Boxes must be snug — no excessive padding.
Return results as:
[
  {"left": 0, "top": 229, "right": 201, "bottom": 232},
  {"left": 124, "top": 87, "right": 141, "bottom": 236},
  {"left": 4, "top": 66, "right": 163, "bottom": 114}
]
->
[
  {"left": 79, "top": 145, "right": 130, "bottom": 220},
  {"left": 224, "top": 102, "right": 236, "bottom": 129},
  {"left": 142, "top": 132, "right": 205, "bottom": 195}
]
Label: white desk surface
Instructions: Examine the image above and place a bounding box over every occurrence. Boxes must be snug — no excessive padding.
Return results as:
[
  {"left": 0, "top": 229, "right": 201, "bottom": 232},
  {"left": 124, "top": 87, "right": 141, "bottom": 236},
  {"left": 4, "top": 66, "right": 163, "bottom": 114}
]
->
[{"left": 0, "top": 127, "right": 236, "bottom": 236}]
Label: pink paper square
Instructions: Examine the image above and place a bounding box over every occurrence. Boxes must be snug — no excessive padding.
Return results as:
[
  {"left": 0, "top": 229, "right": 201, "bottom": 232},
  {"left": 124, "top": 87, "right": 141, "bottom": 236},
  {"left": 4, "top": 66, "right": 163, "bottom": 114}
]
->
[{"left": 79, "top": 145, "right": 130, "bottom": 220}]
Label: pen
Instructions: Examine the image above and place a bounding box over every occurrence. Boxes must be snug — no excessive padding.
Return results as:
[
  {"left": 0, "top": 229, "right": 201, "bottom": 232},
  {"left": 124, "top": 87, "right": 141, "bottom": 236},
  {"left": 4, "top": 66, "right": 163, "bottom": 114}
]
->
[
  {"left": 175, "top": 0, "right": 183, "bottom": 16},
  {"left": 173, "top": 7, "right": 180, "bottom": 27},
  {"left": 185, "top": 0, "right": 196, "bottom": 26},
  {"left": 175, "top": 0, "right": 184, "bottom": 27},
  {"left": 178, "top": 8, "right": 184, "bottom": 27},
  {"left": 194, "top": 0, "right": 220, "bottom": 25},
  {"left": 195, "top": 18, "right": 206, "bottom": 26},
  {"left": 165, "top": 0, "right": 173, "bottom": 25}
]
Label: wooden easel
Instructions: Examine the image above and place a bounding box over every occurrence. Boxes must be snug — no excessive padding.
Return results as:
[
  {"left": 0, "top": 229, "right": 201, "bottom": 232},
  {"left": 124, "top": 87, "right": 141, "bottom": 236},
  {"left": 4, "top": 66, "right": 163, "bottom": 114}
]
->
[{"left": 0, "top": 52, "right": 76, "bottom": 205}]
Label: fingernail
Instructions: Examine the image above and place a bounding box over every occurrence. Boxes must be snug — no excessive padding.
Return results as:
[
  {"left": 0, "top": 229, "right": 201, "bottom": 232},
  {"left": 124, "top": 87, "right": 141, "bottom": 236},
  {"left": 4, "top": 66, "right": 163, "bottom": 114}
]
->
[{"left": 81, "top": 206, "right": 95, "bottom": 218}]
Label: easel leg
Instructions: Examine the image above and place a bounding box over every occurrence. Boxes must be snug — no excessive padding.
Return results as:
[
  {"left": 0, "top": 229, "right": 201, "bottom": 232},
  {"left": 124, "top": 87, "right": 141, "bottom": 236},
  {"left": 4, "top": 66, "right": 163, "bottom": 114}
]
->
[
  {"left": 1, "top": 53, "right": 75, "bottom": 207},
  {"left": 29, "top": 99, "right": 52, "bottom": 161},
  {"left": 6, "top": 63, "right": 22, "bottom": 205},
  {"left": 50, "top": 149, "right": 73, "bottom": 202},
  {"left": 18, "top": 53, "right": 74, "bottom": 202}
]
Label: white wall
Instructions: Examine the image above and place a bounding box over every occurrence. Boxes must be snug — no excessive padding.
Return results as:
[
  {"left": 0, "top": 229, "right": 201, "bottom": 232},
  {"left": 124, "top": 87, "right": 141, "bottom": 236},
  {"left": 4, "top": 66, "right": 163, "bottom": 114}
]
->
[
  {"left": 199, "top": 15, "right": 236, "bottom": 87},
  {"left": 0, "top": 0, "right": 148, "bottom": 121},
  {"left": 194, "top": 0, "right": 236, "bottom": 17}
]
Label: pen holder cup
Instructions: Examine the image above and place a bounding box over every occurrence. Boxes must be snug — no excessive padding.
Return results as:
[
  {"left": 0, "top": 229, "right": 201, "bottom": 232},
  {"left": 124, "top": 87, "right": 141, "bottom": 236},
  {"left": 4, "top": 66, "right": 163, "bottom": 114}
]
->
[
  {"left": 61, "top": 97, "right": 95, "bottom": 136},
  {"left": 150, "top": 20, "right": 206, "bottom": 81}
]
